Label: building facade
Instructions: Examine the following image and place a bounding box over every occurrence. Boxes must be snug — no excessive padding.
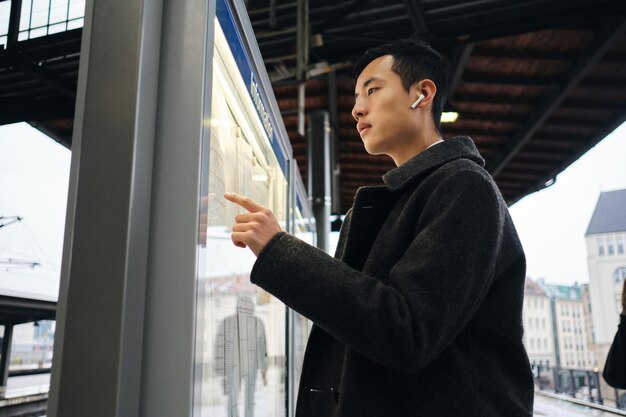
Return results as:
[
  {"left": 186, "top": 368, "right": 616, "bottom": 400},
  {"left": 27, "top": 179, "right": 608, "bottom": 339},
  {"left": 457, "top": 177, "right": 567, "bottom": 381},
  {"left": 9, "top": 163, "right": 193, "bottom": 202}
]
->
[
  {"left": 522, "top": 278, "right": 556, "bottom": 368},
  {"left": 524, "top": 279, "right": 598, "bottom": 371},
  {"left": 585, "top": 189, "right": 626, "bottom": 345}
]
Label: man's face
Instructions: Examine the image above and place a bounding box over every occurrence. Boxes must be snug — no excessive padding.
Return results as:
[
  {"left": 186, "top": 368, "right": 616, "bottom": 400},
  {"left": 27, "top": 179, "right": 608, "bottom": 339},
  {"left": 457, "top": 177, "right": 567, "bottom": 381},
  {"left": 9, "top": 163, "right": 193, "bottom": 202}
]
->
[{"left": 352, "top": 55, "right": 419, "bottom": 157}]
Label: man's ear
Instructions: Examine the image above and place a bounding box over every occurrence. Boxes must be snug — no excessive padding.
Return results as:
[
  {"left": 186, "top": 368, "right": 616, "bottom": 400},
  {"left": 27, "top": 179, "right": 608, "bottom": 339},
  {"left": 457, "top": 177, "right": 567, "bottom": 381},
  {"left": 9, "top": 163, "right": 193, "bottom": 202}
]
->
[{"left": 410, "top": 79, "right": 437, "bottom": 108}]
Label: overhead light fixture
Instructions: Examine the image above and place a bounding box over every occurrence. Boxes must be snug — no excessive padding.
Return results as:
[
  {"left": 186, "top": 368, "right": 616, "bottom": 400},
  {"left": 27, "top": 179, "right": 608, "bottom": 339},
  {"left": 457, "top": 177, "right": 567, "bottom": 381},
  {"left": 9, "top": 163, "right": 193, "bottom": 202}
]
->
[{"left": 441, "top": 112, "right": 459, "bottom": 123}]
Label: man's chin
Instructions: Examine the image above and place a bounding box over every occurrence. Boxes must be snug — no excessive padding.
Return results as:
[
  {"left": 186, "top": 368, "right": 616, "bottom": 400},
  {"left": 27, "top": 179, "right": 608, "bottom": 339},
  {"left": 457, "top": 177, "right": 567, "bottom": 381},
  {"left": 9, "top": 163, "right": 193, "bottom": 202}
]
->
[{"left": 363, "top": 142, "right": 385, "bottom": 156}]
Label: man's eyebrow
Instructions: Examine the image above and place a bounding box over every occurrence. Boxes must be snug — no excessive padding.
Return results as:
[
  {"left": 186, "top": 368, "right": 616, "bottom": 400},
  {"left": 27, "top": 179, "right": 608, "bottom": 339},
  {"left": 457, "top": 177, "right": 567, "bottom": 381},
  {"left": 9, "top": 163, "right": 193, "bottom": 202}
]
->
[{"left": 354, "top": 77, "right": 382, "bottom": 99}]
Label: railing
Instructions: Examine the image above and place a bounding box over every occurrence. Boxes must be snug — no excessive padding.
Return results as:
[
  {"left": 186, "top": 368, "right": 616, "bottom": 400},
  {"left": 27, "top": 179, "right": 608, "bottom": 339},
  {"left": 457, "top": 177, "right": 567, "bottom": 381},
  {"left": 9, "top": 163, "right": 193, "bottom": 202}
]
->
[{"left": 532, "top": 363, "right": 626, "bottom": 410}]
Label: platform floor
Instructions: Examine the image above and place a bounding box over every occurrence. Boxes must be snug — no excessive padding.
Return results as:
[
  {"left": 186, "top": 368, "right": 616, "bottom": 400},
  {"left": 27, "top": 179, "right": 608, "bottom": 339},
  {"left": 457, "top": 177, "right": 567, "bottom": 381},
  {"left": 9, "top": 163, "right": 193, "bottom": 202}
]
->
[
  {"left": 534, "top": 393, "right": 623, "bottom": 416},
  {"left": 3, "top": 374, "right": 626, "bottom": 416},
  {"left": 3, "top": 373, "right": 49, "bottom": 398}
]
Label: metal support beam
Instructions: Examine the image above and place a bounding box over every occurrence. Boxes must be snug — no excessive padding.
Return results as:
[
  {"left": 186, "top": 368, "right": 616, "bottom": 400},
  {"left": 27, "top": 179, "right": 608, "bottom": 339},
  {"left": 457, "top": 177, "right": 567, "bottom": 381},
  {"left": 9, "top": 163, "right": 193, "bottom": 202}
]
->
[
  {"left": 315, "top": 0, "right": 372, "bottom": 33},
  {"left": 0, "top": 324, "right": 13, "bottom": 392},
  {"left": 47, "top": 0, "right": 164, "bottom": 413},
  {"left": 17, "top": 65, "right": 76, "bottom": 99},
  {"left": 269, "top": 0, "right": 277, "bottom": 28},
  {"left": 492, "top": 19, "right": 626, "bottom": 178},
  {"left": 308, "top": 110, "right": 331, "bottom": 254},
  {"left": 295, "top": 0, "right": 309, "bottom": 82},
  {"left": 327, "top": 70, "right": 341, "bottom": 213},
  {"left": 402, "top": 0, "right": 428, "bottom": 34},
  {"left": 448, "top": 42, "right": 474, "bottom": 99},
  {"left": 296, "top": 0, "right": 308, "bottom": 137},
  {"left": 6, "top": 0, "right": 22, "bottom": 50},
  {"left": 0, "top": 99, "right": 75, "bottom": 125}
]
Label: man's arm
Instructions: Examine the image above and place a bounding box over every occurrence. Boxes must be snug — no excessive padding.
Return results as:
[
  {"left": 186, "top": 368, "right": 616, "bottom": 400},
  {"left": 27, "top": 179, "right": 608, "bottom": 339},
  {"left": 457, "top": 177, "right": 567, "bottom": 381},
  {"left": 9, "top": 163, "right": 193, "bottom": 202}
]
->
[{"left": 229, "top": 169, "right": 508, "bottom": 373}]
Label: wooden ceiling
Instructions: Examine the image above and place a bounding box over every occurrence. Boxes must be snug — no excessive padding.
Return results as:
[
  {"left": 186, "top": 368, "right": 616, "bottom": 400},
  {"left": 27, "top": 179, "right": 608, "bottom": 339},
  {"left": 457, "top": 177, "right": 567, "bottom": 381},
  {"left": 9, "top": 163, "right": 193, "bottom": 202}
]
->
[
  {"left": 1, "top": 0, "right": 625, "bottom": 214},
  {"left": 249, "top": 0, "right": 626, "bottom": 211}
]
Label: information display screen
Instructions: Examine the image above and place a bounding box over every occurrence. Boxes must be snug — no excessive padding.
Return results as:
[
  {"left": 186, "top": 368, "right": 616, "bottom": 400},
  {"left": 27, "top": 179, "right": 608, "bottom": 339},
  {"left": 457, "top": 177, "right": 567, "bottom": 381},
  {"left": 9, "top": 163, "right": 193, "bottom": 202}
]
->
[{"left": 194, "top": 15, "right": 288, "bottom": 417}]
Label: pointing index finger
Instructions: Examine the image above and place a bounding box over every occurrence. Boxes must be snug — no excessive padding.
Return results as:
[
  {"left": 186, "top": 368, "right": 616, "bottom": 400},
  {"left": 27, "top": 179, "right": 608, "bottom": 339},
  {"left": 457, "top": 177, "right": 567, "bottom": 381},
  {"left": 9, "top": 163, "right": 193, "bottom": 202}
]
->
[{"left": 224, "top": 193, "right": 264, "bottom": 213}]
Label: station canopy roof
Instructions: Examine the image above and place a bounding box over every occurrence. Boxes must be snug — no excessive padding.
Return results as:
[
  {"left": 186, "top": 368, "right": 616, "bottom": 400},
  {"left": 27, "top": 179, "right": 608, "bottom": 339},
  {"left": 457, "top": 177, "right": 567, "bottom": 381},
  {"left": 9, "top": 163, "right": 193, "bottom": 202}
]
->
[
  {"left": 1, "top": 0, "right": 626, "bottom": 213},
  {"left": 0, "top": 294, "right": 56, "bottom": 325}
]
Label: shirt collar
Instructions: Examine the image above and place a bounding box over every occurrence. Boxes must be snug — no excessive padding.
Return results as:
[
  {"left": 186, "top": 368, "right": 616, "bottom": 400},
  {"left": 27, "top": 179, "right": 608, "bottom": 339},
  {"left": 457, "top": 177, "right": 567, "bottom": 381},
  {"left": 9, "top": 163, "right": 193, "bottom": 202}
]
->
[
  {"left": 382, "top": 136, "right": 485, "bottom": 192},
  {"left": 426, "top": 138, "right": 444, "bottom": 149}
]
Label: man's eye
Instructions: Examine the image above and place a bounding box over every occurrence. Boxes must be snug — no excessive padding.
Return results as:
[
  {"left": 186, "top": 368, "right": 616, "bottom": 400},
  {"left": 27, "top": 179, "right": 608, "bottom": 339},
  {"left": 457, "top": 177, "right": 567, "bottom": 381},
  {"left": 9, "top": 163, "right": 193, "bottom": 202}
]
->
[{"left": 367, "top": 87, "right": 376, "bottom": 95}]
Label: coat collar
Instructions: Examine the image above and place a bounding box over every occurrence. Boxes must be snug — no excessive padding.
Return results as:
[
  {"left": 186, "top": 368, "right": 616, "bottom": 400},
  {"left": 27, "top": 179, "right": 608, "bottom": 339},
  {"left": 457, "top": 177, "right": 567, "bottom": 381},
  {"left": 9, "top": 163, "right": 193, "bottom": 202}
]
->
[{"left": 382, "top": 136, "right": 484, "bottom": 192}]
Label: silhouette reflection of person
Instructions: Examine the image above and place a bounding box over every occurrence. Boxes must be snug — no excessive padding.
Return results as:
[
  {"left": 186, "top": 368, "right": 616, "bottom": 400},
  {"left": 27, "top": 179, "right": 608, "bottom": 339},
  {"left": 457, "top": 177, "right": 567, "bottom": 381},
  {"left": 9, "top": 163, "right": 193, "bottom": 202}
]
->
[{"left": 215, "top": 295, "right": 268, "bottom": 417}]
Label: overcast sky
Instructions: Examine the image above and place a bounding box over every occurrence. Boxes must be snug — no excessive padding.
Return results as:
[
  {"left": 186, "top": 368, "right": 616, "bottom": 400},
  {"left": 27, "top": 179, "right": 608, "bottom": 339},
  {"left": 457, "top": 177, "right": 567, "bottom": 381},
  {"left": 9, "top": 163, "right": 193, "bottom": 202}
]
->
[{"left": 0, "top": 121, "right": 625, "bottom": 300}]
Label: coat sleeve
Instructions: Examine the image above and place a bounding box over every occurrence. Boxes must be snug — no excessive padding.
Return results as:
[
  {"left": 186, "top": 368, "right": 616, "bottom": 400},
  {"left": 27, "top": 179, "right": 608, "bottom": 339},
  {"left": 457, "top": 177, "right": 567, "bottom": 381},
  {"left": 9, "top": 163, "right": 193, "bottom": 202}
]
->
[{"left": 250, "top": 168, "right": 506, "bottom": 373}]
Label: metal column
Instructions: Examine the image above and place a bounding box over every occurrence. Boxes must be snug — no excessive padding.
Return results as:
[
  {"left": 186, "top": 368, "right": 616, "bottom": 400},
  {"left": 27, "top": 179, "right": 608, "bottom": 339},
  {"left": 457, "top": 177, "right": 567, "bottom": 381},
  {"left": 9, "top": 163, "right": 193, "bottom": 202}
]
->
[
  {"left": 307, "top": 110, "right": 331, "bottom": 253},
  {"left": 296, "top": 0, "right": 308, "bottom": 137},
  {"left": 47, "top": 0, "right": 164, "bottom": 414},
  {"left": 0, "top": 324, "right": 13, "bottom": 395}
]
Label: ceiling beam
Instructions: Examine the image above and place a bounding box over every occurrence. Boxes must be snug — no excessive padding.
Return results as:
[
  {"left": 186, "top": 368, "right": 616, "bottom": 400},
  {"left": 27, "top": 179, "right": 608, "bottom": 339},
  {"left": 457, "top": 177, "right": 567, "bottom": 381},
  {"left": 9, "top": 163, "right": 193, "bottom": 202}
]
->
[
  {"left": 403, "top": 0, "right": 429, "bottom": 34},
  {"left": 448, "top": 42, "right": 474, "bottom": 99},
  {"left": 508, "top": 112, "right": 626, "bottom": 205},
  {"left": 0, "top": 99, "right": 75, "bottom": 125},
  {"left": 462, "top": 73, "right": 554, "bottom": 87},
  {"left": 491, "top": 18, "right": 626, "bottom": 178},
  {"left": 17, "top": 64, "right": 76, "bottom": 99},
  {"left": 315, "top": 0, "right": 373, "bottom": 33}
]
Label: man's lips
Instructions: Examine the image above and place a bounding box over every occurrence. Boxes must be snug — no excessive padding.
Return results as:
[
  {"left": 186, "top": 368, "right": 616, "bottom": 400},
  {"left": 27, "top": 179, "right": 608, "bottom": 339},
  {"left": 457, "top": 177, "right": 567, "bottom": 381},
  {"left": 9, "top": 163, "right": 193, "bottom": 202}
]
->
[{"left": 357, "top": 122, "right": 372, "bottom": 134}]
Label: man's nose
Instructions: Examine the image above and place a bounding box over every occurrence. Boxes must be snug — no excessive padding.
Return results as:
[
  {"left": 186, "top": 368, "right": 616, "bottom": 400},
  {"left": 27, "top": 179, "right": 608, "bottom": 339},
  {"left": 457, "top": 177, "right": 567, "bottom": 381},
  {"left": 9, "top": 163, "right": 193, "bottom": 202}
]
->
[{"left": 351, "top": 100, "right": 366, "bottom": 121}]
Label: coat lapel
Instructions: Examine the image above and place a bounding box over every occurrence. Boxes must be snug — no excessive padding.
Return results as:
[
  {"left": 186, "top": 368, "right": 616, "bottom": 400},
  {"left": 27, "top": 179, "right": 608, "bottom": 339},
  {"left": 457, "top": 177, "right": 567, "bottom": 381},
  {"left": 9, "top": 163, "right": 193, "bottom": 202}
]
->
[{"left": 340, "top": 186, "right": 398, "bottom": 271}]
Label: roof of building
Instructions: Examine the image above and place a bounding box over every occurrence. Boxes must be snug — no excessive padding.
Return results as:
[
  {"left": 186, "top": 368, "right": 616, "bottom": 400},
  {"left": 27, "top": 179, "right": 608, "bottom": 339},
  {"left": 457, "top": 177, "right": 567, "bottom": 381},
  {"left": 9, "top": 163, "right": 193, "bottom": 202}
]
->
[
  {"left": 0, "top": 295, "right": 56, "bottom": 325},
  {"left": 537, "top": 280, "right": 582, "bottom": 301},
  {"left": 525, "top": 278, "right": 549, "bottom": 297},
  {"left": 586, "top": 189, "right": 626, "bottom": 235}
]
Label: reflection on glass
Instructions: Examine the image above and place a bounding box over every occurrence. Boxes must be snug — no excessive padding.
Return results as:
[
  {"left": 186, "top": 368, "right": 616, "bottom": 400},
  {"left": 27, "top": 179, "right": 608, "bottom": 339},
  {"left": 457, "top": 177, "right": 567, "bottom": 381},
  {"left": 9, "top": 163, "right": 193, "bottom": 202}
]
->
[
  {"left": 214, "top": 296, "right": 268, "bottom": 417},
  {"left": 290, "top": 205, "right": 313, "bottom": 401},
  {"left": 194, "top": 17, "right": 287, "bottom": 417}
]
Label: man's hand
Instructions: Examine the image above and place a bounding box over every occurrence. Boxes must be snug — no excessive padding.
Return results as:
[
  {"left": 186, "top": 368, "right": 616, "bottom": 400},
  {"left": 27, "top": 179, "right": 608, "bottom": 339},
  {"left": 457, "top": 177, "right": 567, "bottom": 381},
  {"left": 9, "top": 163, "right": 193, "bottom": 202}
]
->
[{"left": 223, "top": 193, "right": 282, "bottom": 257}]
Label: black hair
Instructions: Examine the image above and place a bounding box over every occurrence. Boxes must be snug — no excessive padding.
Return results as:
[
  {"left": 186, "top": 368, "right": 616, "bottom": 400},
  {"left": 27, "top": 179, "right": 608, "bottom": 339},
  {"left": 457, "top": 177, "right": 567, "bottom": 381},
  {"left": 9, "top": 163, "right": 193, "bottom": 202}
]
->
[{"left": 354, "top": 38, "right": 449, "bottom": 134}]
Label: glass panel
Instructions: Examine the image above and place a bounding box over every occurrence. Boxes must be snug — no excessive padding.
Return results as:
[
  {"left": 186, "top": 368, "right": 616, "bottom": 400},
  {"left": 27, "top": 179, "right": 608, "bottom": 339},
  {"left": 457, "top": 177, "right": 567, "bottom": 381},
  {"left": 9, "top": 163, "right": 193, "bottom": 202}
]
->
[
  {"left": 290, "top": 204, "right": 313, "bottom": 406},
  {"left": 0, "top": 1, "right": 10, "bottom": 36},
  {"left": 29, "top": 0, "right": 49, "bottom": 29},
  {"left": 17, "top": 30, "right": 27, "bottom": 40},
  {"left": 195, "top": 17, "right": 288, "bottom": 417},
  {"left": 29, "top": 26, "right": 47, "bottom": 38},
  {"left": 47, "top": 21, "right": 65, "bottom": 34},
  {"left": 66, "top": 16, "right": 82, "bottom": 29},
  {"left": 67, "top": 0, "right": 84, "bottom": 20},
  {"left": 48, "top": 0, "right": 68, "bottom": 24},
  {"left": 19, "top": 0, "right": 32, "bottom": 31},
  {"left": 9, "top": 321, "right": 55, "bottom": 371},
  {"left": 0, "top": 35, "right": 6, "bottom": 49}
]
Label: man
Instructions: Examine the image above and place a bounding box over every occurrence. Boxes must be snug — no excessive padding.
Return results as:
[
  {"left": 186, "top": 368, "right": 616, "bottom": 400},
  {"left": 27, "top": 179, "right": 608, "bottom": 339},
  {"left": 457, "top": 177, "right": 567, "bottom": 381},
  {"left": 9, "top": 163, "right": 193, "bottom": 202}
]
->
[{"left": 225, "top": 38, "right": 534, "bottom": 416}]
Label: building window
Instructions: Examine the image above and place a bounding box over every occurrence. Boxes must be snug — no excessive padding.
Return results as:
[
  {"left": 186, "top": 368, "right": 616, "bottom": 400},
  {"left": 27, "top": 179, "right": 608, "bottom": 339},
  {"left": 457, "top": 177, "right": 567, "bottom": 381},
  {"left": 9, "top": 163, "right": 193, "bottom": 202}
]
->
[
  {"left": 598, "top": 240, "right": 605, "bottom": 256},
  {"left": 618, "top": 243, "right": 624, "bottom": 255},
  {"left": 609, "top": 244, "right": 615, "bottom": 256},
  {"left": 614, "top": 267, "right": 626, "bottom": 284},
  {"left": 542, "top": 318, "right": 546, "bottom": 329}
]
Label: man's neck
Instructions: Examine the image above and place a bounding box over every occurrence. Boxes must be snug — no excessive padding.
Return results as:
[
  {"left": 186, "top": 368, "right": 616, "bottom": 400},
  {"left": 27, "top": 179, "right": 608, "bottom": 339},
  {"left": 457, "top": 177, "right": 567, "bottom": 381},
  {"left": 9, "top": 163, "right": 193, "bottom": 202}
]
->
[{"left": 391, "top": 133, "right": 444, "bottom": 166}]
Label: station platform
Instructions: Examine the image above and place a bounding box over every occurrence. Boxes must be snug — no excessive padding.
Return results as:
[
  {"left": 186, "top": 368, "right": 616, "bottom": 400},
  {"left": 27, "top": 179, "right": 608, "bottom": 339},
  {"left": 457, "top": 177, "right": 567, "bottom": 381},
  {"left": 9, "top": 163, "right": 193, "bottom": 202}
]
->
[
  {"left": 3, "top": 374, "right": 626, "bottom": 417},
  {"left": 0, "top": 373, "right": 49, "bottom": 416},
  {"left": 534, "top": 391, "right": 626, "bottom": 416}
]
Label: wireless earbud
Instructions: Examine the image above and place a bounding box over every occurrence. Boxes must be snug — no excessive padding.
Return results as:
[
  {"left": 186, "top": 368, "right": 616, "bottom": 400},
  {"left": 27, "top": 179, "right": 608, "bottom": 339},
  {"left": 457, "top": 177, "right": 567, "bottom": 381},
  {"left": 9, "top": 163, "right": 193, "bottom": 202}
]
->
[{"left": 410, "top": 93, "right": 425, "bottom": 109}]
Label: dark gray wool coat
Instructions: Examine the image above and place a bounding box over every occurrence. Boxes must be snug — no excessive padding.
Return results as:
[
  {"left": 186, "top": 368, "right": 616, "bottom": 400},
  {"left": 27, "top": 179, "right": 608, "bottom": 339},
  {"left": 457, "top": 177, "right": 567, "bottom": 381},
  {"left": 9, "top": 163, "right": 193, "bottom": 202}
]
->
[{"left": 250, "top": 136, "right": 534, "bottom": 416}]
